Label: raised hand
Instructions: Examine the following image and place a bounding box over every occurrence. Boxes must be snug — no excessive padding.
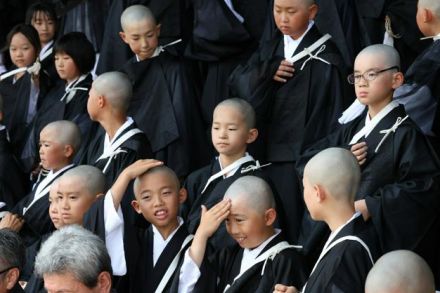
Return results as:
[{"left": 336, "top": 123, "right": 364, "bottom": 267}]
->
[
  {"left": 0, "top": 213, "right": 24, "bottom": 232},
  {"left": 189, "top": 199, "right": 231, "bottom": 267}
]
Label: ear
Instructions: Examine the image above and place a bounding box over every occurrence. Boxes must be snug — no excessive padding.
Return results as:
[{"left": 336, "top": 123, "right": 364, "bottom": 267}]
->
[
  {"left": 246, "top": 128, "right": 259, "bottom": 144},
  {"left": 63, "top": 144, "right": 74, "bottom": 158},
  {"left": 423, "top": 8, "right": 433, "bottom": 23},
  {"left": 97, "top": 95, "right": 105, "bottom": 109},
  {"left": 264, "top": 208, "right": 277, "bottom": 226},
  {"left": 0, "top": 111, "right": 3, "bottom": 122},
  {"left": 391, "top": 71, "right": 404, "bottom": 89},
  {"left": 95, "top": 192, "right": 105, "bottom": 200},
  {"left": 96, "top": 271, "right": 112, "bottom": 293},
  {"left": 131, "top": 200, "right": 142, "bottom": 214},
  {"left": 178, "top": 187, "right": 187, "bottom": 204},
  {"left": 156, "top": 24, "right": 161, "bottom": 37},
  {"left": 119, "top": 31, "right": 128, "bottom": 44},
  {"left": 5, "top": 268, "right": 20, "bottom": 290},
  {"left": 308, "top": 4, "right": 319, "bottom": 20},
  {"left": 314, "top": 184, "right": 326, "bottom": 203}
]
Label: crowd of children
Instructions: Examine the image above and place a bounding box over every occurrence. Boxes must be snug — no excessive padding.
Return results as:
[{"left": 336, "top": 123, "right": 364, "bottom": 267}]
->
[{"left": 0, "top": 0, "right": 439, "bottom": 292}]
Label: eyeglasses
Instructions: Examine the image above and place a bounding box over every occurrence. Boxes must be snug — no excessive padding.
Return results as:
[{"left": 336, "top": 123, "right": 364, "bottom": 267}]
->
[{"left": 347, "top": 66, "right": 399, "bottom": 84}]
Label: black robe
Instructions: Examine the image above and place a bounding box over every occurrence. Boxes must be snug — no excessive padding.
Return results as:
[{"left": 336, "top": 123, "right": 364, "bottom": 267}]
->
[
  {"left": 184, "top": 0, "right": 266, "bottom": 126},
  {"left": 83, "top": 198, "right": 209, "bottom": 293},
  {"left": 22, "top": 233, "right": 50, "bottom": 291},
  {"left": 0, "top": 73, "right": 49, "bottom": 155},
  {"left": 229, "top": 25, "right": 351, "bottom": 243},
  {"left": 95, "top": 0, "right": 186, "bottom": 74},
  {"left": 131, "top": 225, "right": 211, "bottom": 293},
  {"left": 303, "top": 215, "right": 380, "bottom": 293},
  {"left": 20, "top": 74, "right": 93, "bottom": 173},
  {"left": 207, "top": 233, "right": 308, "bottom": 292},
  {"left": 183, "top": 158, "right": 287, "bottom": 250},
  {"left": 261, "top": 0, "right": 362, "bottom": 70},
  {"left": 10, "top": 164, "right": 75, "bottom": 247},
  {"left": 296, "top": 105, "right": 440, "bottom": 283},
  {"left": 0, "top": 128, "right": 28, "bottom": 211},
  {"left": 120, "top": 52, "right": 209, "bottom": 178},
  {"left": 394, "top": 39, "right": 440, "bottom": 154},
  {"left": 355, "top": 0, "right": 428, "bottom": 73}
]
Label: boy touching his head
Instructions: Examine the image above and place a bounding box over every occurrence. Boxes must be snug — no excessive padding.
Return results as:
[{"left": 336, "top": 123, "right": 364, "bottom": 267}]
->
[{"left": 183, "top": 176, "right": 307, "bottom": 292}]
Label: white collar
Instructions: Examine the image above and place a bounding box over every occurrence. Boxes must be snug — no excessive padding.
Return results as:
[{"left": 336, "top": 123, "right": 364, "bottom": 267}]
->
[
  {"left": 39, "top": 41, "right": 54, "bottom": 60},
  {"left": 421, "top": 33, "right": 440, "bottom": 41},
  {"left": 283, "top": 21, "right": 314, "bottom": 58},
  {"left": 152, "top": 217, "right": 184, "bottom": 266},
  {"left": 103, "top": 117, "right": 134, "bottom": 150},
  {"left": 217, "top": 152, "right": 254, "bottom": 178},
  {"left": 0, "top": 124, "right": 5, "bottom": 132},
  {"left": 323, "top": 212, "right": 361, "bottom": 251},
  {"left": 240, "top": 229, "right": 281, "bottom": 274},
  {"left": 349, "top": 101, "right": 399, "bottom": 145},
  {"left": 25, "top": 164, "right": 74, "bottom": 214},
  {"left": 65, "top": 74, "right": 88, "bottom": 90}
]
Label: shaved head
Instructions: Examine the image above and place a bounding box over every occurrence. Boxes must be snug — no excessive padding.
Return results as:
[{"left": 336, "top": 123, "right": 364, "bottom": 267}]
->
[
  {"left": 60, "top": 165, "right": 106, "bottom": 197},
  {"left": 133, "top": 165, "right": 180, "bottom": 197},
  {"left": 224, "top": 176, "right": 275, "bottom": 213},
  {"left": 42, "top": 120, "right": 81, "bottom": 153},
  {"left": 93, "top": 71, "right": 132, "bottom": 113},
  {"left": 356, "top": 44, "right": 400, "bottom": 69},
  {"left": 365, "top": 250, "right": 435, "bottom": 293},
  {"left": 304, "top": 148, "right": 360, "bottom": 202},
  {"left": 121, "top": 5, "right": 156, "bottom": 31},
  {"left": 215, "top": 98, "right": 256, "bottom": 129},
  {"left": 419, "top": 0, "right": 440, "bottom": 18}
]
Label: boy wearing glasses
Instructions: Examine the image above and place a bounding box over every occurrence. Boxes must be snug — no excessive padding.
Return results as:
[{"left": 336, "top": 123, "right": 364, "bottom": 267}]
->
[{"left": 297, "top": 44, "right": 440, "bottom": 282}]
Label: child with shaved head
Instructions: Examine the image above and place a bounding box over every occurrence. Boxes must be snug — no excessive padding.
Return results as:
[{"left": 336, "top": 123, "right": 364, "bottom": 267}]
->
[
  {"left": 10, "top": 120, "right": 79, "bottom": 247},
  {"left": 365, "top": 250, "right": 436, "bottom": 293},
  {"left": 276, "top": 148, "right": 380, "bottom": 293},
  {"left": 26, "top": 165, "right": 107, "bottom": 292},
  {"left": 297, "top": 44, "right": 440, "bottom": 285},
  {"left": 229, "top": 0, "right": 351, "bottom": 244},
  {"left": 81, "top": 71, "right": 152, "bottom": 188},
  {"left": 118, "top": 4, "right": 208, "bottom": 178},
  {"left": 184, "top": 98, "right": 287, "bottom": 250},
  {"left": 85, "top": 159, "right": 212, "bottom": 292},
  {"left": 182, "top": 175, "right": 307, "bottom": 292}
]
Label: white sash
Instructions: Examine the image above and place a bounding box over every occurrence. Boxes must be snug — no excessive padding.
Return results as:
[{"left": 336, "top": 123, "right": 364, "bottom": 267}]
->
[
  {"left": 23, "top": 164, "right": 74, "bottom": 214},
  {"left": 201, "top": 155, "right": 255, "bottom": 194},
  {"left": 349, "top": 101, "right": 399, "bottom": 145},
  {"left": 60, "top": 74, "right": 89, "bottom": 103},
  {"left": 151, "top": 39, "right": 183, "bottom": 58},
  {"left": 155, "top": 234, "right": 194, "bottom": 293},
  {"left": 374, "top": 115, "right": 409, "bottom": 153},
  {"left": 0, "top": 61, "right": 41, "bottom": 81},
  {"left": 223, "top": 241, "right": 302, "bottom": 292},
  {"left": 302, "top": 236, "right": 374, "bottom": 293},
  {"left": 96, "top": 128, "right": 143, "bottom": 173},
  {"left": 286, "top": 34, "right": 332, "bottom": 70}
]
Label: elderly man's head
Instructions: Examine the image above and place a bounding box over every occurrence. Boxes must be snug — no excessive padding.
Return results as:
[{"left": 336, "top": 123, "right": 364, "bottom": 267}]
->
[
  {"left": 0, "top": 229, "right": 24, "bottom": 293},
  {"left": 35, "top": 225, "right": 112, "bottom": 293}
]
